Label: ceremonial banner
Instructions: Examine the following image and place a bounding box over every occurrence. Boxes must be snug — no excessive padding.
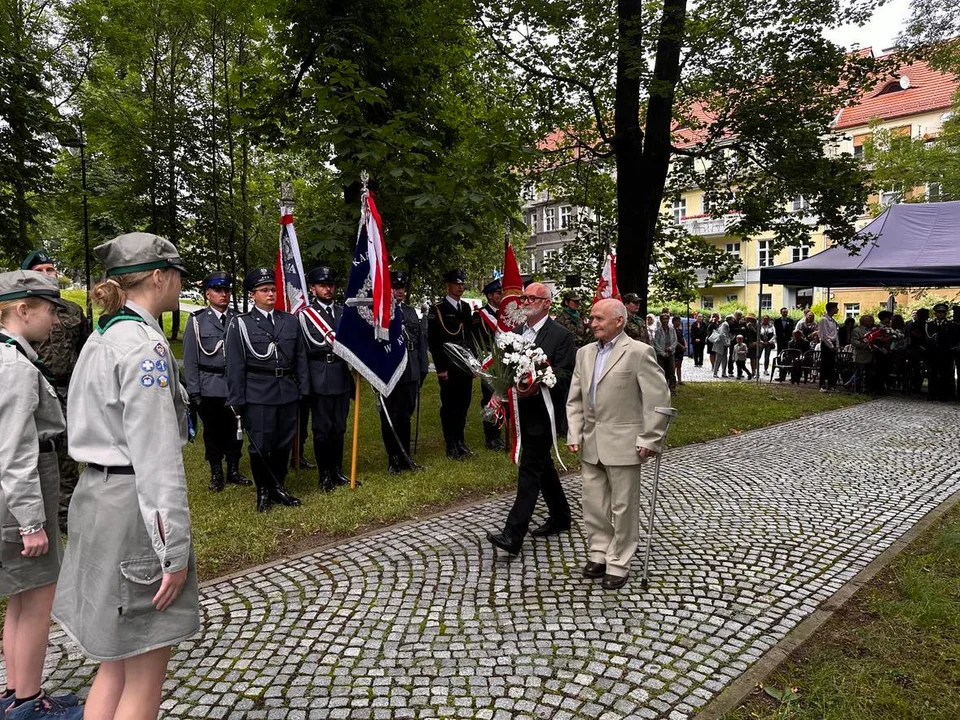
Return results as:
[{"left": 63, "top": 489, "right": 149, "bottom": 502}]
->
[
  {"left": 275, "top": 207, "right": 309, "bottom": 313},
  {"left": 497, "top": 244, "right": 526, "bottom": 332},
  {"left": 333, "top": 190, "right": 407, "bottom": 395},
  {"left": 594, "top": 251, "right": 619, "bottom": 304}
]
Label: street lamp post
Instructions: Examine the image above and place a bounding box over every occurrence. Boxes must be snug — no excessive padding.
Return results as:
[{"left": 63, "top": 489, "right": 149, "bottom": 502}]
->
[{"left": 61, "top": 126, "right": 92, "bottom": 330}]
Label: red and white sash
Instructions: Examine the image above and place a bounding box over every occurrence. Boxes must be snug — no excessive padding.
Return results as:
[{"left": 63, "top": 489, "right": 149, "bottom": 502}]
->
[{"left": 300, "top": 307, "right": 337, "bottom": 346}]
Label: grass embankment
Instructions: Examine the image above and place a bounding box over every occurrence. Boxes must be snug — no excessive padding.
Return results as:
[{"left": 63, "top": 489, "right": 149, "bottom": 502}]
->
[{"left": 725, "top": 502, "right": 960, "bottom": 720}]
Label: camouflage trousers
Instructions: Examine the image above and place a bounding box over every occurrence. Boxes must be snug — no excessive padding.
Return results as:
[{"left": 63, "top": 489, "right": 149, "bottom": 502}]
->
[{"left": 55, "top": 386, "right": 80, "bottom": 534}]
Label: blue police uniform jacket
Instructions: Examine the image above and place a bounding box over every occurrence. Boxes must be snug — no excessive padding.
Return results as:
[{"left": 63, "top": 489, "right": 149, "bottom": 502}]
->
[
  {"left": 183, "top": 307, "right": 235, "bottom": 398},
  {"left": 224, "top": 308, "right": 308, "bottom": 407},
  {"left": 300, "top": 300, "right": 353, "bottom": 396},
  {"left": 397, "top": 302, "right": 429, "bottom": 385}
]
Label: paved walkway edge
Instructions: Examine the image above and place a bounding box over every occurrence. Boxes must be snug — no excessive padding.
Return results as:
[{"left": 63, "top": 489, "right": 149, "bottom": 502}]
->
[{"left": 694, "top": 485, "right": 960, "bottom": 720}]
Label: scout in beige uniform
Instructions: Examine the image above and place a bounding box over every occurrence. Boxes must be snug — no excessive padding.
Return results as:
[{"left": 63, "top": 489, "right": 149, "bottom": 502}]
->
[
  {"left": 0, "top": 271, "right": 82, "bottom": 719},
  {"left": 53, "top": 233, "right": 199, "bottom": 720}
]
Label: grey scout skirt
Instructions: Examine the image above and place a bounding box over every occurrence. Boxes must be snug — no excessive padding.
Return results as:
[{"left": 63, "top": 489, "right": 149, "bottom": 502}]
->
[
  {"left": 0, "top": 450, "right": 62, "bottom": 596},
  {"left": 52, "top": 466, "right": 200, "bottom": 661}
]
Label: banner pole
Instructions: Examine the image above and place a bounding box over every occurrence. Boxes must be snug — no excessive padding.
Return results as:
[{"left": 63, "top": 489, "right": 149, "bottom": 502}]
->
[{"left": 350, "top": 371, "right": 361, "bottom": 489}]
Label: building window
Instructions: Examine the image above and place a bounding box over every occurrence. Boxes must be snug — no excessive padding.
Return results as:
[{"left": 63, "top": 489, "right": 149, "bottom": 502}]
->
[
  {"left": 880, "top": 184, "right": 903, "bottom": 206},
  {"left": 544, "top": 207, "right": 556, "bottom": 232},
  {"left": 853, "top": 145, "right": 864, "bottom": 159},
  {"left": 791, "top": 196, "right": 810, "bottom": 213},
  {"left": 542, "top": 248, "right": 558, "bottom": 265},
  {"left": 757, "top": 240, "right": 773, "bottom": 268},
  {"left": 701, "top": 295, "right": 714, "bottom": 309},
  {"left": 672, "top": 199, "right": 687, "bottom": 224},
  {"left": 927, "top": 182, "right": 943, "bottom": 203},
  {"left": 725, "top": 294, "right": 739, "bottom": 304},
  {"left": 528, "top": 253, "right": 537, "bottom": 273},
  {"left": 760, "top": 293, "right": 772, "bottom": 311},
  {"left": 725, "top": 242, "right": 741, "bottom": 259},
  {"left": 560, "top": 206, "right": 572, "bottom": 229},
  {"left": 844, "top": 303, "right": 860, "bottom": 319},
  {"left": 791, "top": 245, "right": 810, "bottom": 263},
  {"left": 528, "top": 211, "right": 538, "bottom": 234}
]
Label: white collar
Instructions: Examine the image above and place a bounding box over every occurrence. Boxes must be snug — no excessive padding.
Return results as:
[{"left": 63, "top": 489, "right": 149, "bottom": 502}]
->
[
  {"left": 446, "top": 295, "right": 463, "bottom": 308},
  {"left": 255, "top": 306, "right": 273, "bottom": 320},
  {"left": 525, "top": 314, "right": 549, "bottom": 335},
  {"left": 597, "top": 331, "right": 624, "bottom": 351}
]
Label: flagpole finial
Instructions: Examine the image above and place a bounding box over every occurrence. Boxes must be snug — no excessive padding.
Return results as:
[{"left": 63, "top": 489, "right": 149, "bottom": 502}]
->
[{"left": 360, "top": 170, "right": 369, "bottom": 193}]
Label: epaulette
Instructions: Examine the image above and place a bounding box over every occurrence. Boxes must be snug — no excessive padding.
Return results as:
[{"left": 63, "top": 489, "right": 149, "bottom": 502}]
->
[{"left": 191, "top": 307, "right": 206, "bottom": 316}]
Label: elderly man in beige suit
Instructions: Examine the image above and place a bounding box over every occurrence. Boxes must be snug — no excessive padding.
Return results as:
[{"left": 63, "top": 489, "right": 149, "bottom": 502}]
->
[{"left": 566, "top": 298, "right": 672, "bottom": 590}]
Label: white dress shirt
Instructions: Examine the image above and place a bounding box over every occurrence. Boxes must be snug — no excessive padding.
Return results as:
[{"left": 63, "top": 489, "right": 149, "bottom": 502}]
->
[{"left": 591, "top": 332, "right": 624, "bottom": 409}]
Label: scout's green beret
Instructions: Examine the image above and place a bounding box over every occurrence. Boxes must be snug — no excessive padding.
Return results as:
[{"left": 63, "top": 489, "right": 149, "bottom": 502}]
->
[
  {"left": 20, "top": 250, "right": 55, "bottom": 270},
  {"left": 95, "top": 233, "right": 187, "bottom": 277},
  {"left": 0, "top": 270, "right": 67, "bottom": 308}
]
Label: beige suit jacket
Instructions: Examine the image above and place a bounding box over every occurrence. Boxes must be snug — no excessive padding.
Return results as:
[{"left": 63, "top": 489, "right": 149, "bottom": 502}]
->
[{"left": 566, "top": 333, "right": 672, "bottom": 466}]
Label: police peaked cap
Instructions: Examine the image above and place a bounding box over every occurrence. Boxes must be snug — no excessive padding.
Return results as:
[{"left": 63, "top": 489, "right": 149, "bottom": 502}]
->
[
  {"left": 443, "top": 268, "right": 467, "bottom": 284},
  {"left": 21, "top": 250, "right": 55, "bottom": 270},
  {"left": 307, "top": 266, "right": 337, "bottom": 285},
  {"left": 0, "top": 269, "right": 67, "bottom": 308},
  {"left": 96, "top": 233, "right": 187, "bottom": 276},
  {"left": 203, "top": 271, "right": 232, "bottom": 289},
  {"left": 933, "top": 302, "right": 948, "bottom": 312},
  {"left": 244, "top": 267, "right": 276, "bottom": 291},
  {"left": 481, "top": 279, "right": 502, "bottom": 296},
  {"left": 390, "top": 270, "right": 409, "bottom": 287}
]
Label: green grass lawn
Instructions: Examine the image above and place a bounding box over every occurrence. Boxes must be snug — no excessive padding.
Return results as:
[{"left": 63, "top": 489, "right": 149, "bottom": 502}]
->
[{"left": 725, "top": 502, "right": 960, "bottom": 720}]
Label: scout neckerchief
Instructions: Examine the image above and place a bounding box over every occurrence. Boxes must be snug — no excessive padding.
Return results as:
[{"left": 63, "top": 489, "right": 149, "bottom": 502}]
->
[
  {"left": 97, "top": 306, "right": 147, "bottom": 334},
  {"left": 0, "top": 332, "right": 57, "bottom": 387}
]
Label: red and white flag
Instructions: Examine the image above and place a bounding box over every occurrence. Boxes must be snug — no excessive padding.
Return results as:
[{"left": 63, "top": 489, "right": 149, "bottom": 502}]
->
[
  {"left": 364, "top": 192, "right": 392, "bottom": 340},
  {"left": 593, "top": 252, "right": 619, "bottom": 304},
  {"left": 497, "top": 244, "right": 526, "bottom": 332},
  {"left": 275, "top": 207, "right": 309, "bottom": 314}
]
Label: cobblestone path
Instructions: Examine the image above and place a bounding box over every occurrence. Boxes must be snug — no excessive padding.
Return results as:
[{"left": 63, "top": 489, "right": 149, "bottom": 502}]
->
[{"left": 25, "top": 398, "right": 960, "bottom": 719}]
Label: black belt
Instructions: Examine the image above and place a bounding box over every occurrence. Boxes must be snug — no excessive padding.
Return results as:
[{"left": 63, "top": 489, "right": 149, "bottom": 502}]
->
[
  {"left": 308, "top": 351, "right": 339, "bottom": 363},
  {"left": 88, "top": 463, "right": 135, "bottom": 475},
  {"left": 38, "top": 439, "right": 55, "bottom": 453},
  {"left": 198, "top": 364, "right": 226, "bottom": 375},
  {"left": 247, "top": 366, "right": 293, "bottom": 377}
]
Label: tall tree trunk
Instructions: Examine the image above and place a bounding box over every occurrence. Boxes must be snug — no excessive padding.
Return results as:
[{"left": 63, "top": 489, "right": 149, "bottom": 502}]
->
[
  {"left": 223, "top": 29, "right": 238, "bottom": 299},
  {"left": 210, "top": 8, "right": 221, "bottom": 259},
  {"left": 238, "top": 36, "right": 250, "bottom": 313}
]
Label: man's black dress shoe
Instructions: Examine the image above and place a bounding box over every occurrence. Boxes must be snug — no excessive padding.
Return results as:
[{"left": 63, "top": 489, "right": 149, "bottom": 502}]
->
[
  {"left": 291, "top": 457, "right": 317, "bottom": 470},
  {"left": 531, "top": 518, "right": 571, "bottom": 537},
  {"left": 446, "top": 445, "right": 464, "bottom": 460},
  {"left": 582, "top": 562, "right": 606, "bottom": 579},
  {"left": 601, "top": 573, "right": 629, "bottom": 590},
  {"left": 486, "top": 531, "right": 521, "bottom": 555},
  {"left": 456, "top": 441, "right": 475, "bottom": 457}
]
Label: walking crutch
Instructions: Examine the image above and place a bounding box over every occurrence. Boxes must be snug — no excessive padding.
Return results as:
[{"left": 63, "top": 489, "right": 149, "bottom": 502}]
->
[{"left": 640, "top": 406, "right": 679, "bottom": 591}]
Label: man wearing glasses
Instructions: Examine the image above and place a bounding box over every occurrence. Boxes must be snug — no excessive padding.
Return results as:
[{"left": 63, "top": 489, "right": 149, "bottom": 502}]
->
[
  {"left": 487, "top": 283, "right": 576, "bottom": 555},
  {"left": 184, "top": 271, "right": 251, "bottom": 492},
  {"left": 427, "top": 268, "right": 476, "bottom": 459}
]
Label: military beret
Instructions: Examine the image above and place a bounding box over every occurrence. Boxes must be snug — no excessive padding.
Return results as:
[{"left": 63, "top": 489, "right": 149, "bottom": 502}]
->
[
  {"left": 390, "top": 270, "right": 409, "bottom": 287},
  {"left": 244, "top": 267, "right": 275, "bottom": 291},
  {"left": 307, "top": 266, "right": 337, "bottom": 285},
  {"left": 443, "top": 268, "right": 466, "bottom": 284},
  {"left": 20, "top": 250, "right": 55, "bottom": 270},
  {"left": 621, "top": 293, "right": 640, "bottom": 305},
  {"left": 562, "top": 291, "right": 580, "bottom": 303},
  {"left": 95, "top": 233, "right": 186, "bottom": 277},
  {"left": 203, "top": 271, "right": 232, "bottom": 289},
  {"left": 481, "top": 278, "right": 502, "bottom": 296},
  {"left": 0, "top": 269, "right": 67, "bottom": 308},
  {"left": 933, "top": 302, "right": 948, "bottom": 312}
]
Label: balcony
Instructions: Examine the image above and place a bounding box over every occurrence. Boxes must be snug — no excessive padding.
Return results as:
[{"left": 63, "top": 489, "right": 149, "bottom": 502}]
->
[
  {"left": 694, "top": 268, "right": 746, "bottom": 287},
  {"left": 679, "top": 213, "right": 738, "bottom": 237}
]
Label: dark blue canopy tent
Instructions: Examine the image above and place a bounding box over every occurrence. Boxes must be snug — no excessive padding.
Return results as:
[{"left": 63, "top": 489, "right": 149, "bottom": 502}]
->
[{"left": 760, "top": 201, "right": 960, "bottom": 287}]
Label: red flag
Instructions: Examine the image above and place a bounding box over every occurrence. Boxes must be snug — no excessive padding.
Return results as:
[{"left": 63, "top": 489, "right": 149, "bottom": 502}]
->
[
  {"left": 275, "top": 207, "right": 309, "bottom": 313},
  {"left": 364, "top": 192, "right": 392, "bottom": 340},
  {"left": 594, "top": 252, "right": 619, "bottom": 304},
  {"left": 498, "top": 244, "right": 525, "bottom": 332}
]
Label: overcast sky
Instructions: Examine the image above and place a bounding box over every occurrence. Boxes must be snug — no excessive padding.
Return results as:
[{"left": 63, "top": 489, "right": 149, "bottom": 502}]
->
[{"left": 824, "top": 0, "right": 912, "bottom": 52}]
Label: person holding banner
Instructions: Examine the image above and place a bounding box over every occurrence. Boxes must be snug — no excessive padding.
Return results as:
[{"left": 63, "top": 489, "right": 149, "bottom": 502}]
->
[
  {"left": 428, "top": 269, "right": 476, "bottom": 460},
  {"left": 471, "top": 278, "right": 505, "bottom": 451},
  {"left": 379, "top": 271, "right": 428, "bottom": 473},
  {"left": 225, "top": 268, "right": 308, "bottom": 512},
  {"left": 486, "top": 283, "right": 576, "bottom": 555},
  {"left": 300, "top": 266, "right": 354, "bottom": 492}
]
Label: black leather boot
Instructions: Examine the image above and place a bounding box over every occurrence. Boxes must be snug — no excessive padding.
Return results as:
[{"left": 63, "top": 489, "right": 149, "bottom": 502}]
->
[
  {"left": 208, "top": 462, "right": 225, "bottom": 492},
  {"left": 249, "top": 455, "right": 273, "bottom": 513},
  {"left": 331, "top": 435, "right": 355, "bottom": 487},
  {"left": 226, "top": 456, "right": 252, "bottom": 486},
  {"left": 268, "top": 451, "right": 302, "bottom": 507}
]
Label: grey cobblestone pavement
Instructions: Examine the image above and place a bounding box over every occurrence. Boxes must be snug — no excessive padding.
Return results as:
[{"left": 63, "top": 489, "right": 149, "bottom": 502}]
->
[{"left": 17, "top": 397, "right": 960, "bottom": 719}]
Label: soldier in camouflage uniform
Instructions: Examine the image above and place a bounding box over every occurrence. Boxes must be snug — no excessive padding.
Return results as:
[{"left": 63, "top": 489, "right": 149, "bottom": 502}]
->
[
  {"left": 21, "top": 250, "right": 90, "bottom": 534},
  {"left": 554, "top": 291, "right": 593, "bottom": 348},
  {"left": 621, "top": 293, "right": 650, "bottom": 345}
]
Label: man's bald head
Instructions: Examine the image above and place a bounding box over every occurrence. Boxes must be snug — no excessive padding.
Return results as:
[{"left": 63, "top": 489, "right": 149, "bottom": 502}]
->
[{"left": 591, "top": 299, "right": 627, "bottom": 342}]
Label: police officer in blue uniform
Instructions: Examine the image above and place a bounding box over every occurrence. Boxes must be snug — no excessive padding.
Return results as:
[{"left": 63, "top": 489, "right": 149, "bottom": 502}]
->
[
  {"left": 379, "top": 271, "right": 429, "bottom": 473},
  {"left": 225, "top": 268, "right": 308, "bottom": 512},
  {"left": 472, "top": 278, "right": 504, "bottom": 451},
  {"left": 183, "top": 271, "right": 250, "bottom": 492},
  {"left": 300, "top": 266, "right": 354, "bottom": 492},
  {"left": 428, "top": 268, "right": 476, "bottom": 459}
]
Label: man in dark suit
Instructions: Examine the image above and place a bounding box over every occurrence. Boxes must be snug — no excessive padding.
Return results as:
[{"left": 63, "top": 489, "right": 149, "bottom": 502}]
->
[
  {"left": 299, "top": 266, "right": 355, "bottom": 491},
  {"left": 380, "top": 271, "right": 429, "bottom": 473},
  {"left": 487, "top": 282, "right": 576, "bottom": 555},
  {"left": 183, "top": 270, "right": 250, "bottom": 492},
  {"left": 774, "top": 307, "right": 796, "bottom": 354},
  {"left": 225, "top": 268, "right": 309, "bottom": 511},
  {"left": 428, "top": 268, "right": 476, "bottom": 459},
  {"left": 689, "top": 312, "right": 707, "bottom": 366}
]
